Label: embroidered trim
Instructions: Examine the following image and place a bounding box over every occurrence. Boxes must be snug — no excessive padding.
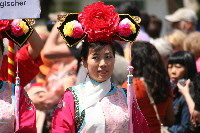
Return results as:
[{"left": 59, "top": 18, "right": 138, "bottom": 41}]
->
[
  {"left": 68, "top": 87, "right": 85, "bottom": 132},
  {"left": 107, "top": 83, "right": 116, "bottom": 95},
  {"left": 77, "top": 119, "right": 86, "bottom": 133},
  {"left": 0, "top": 80, "right": 4, "bottom": 92},
  {"left": 23, "top": 91, "right": 33, "bottom": 110},
  {"left": 0, "top": 81, "right": 7, "bottom": 93},
  {"left": 120, "top": 88, "right": 127, "bottom": 102}
]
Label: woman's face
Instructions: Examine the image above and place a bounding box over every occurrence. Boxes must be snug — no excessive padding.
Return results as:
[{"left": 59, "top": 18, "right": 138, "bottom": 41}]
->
[
  {"left": 168, "top": 63, "right": 186, "bottom": 84},
  {"left": 83, "top": 45, "right": 115, "bottom": 82}
]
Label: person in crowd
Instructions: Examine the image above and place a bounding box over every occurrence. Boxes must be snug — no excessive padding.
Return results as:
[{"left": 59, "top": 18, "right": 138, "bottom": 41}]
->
[
  {"left": 42, "top": 11, "right": 74, "bottom": 60},
  {"left": 177, "top": 72, "right": 200, "bottom": 132},
  {"left": 116, "top": 2, "right": 150, "bottom": 62},
  {"left": 163, "top": 29, "right": 186, "bottom": 52},
  {"left": 137, "top": 11, "right": 151, "bottom": 41},
  {"left": 151, "top": 37, "right": 173, "bottom": 67},
  {"left": 0, "top": 20, "right": 44, "bottom": 132},
  {"left": 52, "top": 2, "right": 149, "bottom": 133},
  {"left": 52, "top": 41, "right": 149, "bottom": 132},
  {"left": 0, "top": 31, "right": 44, "bottom": 87},
  {"left": 28, "top": 58, "right": 77, "bottom": 133},
  {"left": 28, "top": 16, "right": 78, "bottom": 132},
  {"left": 192, "top": 73, "right": 200, "bottom": 127},
  {"left": 27, "top": 52, "right": 53, "bottom": 133},
  {"left": 165, "top": 7, "right": 198, "bottom": 34},
  {"left": 122, "top": 41, "right": 174, "bottom": 133},
  {"left": 151, "top": 29, "right": 186, "bottom": 68},
  {"left": 167, "top": 51, "right": 197, "bottom": 133},
  {"left": 147, "top": 15, "right": 162, "bottom": 40},
  {"left": 183, "top": 31, "right": 200, "bottom": 72}
]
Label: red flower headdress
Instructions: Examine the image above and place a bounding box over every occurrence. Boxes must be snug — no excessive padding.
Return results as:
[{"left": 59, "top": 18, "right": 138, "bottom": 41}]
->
[
  {"left": 57, "top": 2, "right": 141, "bottom": 47},
  {"left": 0, "top": 19, "right": 34, "bottom": 47}
]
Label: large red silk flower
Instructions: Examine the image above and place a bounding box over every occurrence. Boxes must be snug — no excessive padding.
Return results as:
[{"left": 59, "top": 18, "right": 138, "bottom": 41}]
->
[{"left": 78, "top": 2, "right": 120, "bottom": 42}]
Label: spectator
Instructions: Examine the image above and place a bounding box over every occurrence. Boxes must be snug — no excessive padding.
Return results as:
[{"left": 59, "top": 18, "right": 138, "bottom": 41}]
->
[
  {"left": 167, "top": 51, "right": 197, "bottom": 133},
  {"left": 177, "top": 72, "right": 200, "bottom": 132},
  {"left": 122, "top": 41, "right": 174, "bottom": 133},
  {"left": 183, "top": 31, "right": 200, "bottom": 72},
  {"left": 165, "top": 7, "right": 198, "bottom": 33},
  {"left": 151, "top": 37, "right": 173, "bottom": 67},
  {"left": 147, "top": 15, "right": 162, "bottom": 39},
  {"left": 164, "top": 29, "right": 186, "bottom": 52}
]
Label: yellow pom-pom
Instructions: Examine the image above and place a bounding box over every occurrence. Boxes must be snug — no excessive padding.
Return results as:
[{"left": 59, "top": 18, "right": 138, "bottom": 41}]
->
[
  {"left": 19, "top": 21, "right": 29, "bottom": 34},
  {"left": 130, "top": 22, "right": 136, "bottom": 34},
  {"left": 63, "top": 22, "right": 74, "bottom": 37}
]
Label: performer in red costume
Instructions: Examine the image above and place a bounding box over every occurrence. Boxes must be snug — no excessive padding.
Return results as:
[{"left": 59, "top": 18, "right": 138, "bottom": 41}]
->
[{"left": 0, "top": 19, "right": 44, "bottom": 133}]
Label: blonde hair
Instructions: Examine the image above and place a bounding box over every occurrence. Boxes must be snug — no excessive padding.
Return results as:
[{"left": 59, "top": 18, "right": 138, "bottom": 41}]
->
[
  {"left": 183, "top": 31, "right": 200, "bottom": 56},
  {"left": 164, "top": 30, "right": 186, "bottom": 51}
]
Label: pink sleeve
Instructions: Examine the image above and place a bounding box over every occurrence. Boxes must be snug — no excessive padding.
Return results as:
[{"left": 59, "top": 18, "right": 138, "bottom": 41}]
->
[
  {"left": 132, "top": 98, "right": 150, "bottom": 133},
  {"left": 16, "top": 88, "right": 37, "bottom": 133},
  {"left": 52, "top": 90, "right": 76, "bottom": 133},
  {"left": 16, "top": 44, "right": 43, "bottom": 87}
]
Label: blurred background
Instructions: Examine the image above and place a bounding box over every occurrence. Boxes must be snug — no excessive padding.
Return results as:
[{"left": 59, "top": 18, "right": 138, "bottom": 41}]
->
[{"left": 39, "top": 0, "right": 200, "bottom": 35}]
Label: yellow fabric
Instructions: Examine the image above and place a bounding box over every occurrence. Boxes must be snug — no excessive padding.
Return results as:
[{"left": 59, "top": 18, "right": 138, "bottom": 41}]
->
[
  {"left": 8, "top": 57, "right": 15, "bottom": 65},
  {"left": 8, "top": 46, "right": 14, "bottom": 53},
  {"left": 8, "top": 69, "right": 15, "bottom": 77}
]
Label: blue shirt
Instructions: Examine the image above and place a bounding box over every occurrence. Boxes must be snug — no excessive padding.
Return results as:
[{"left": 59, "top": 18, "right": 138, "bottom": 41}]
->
[{"left": 168, "top": 88, "right": 190, "bottom": 133}]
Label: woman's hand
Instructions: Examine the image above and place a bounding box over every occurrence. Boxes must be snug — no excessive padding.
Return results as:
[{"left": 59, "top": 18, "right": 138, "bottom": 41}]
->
[
  {"left": 177, "top": 79, "right": 196, "bottom": 115},
  {"left": 191, "top": 110, "right": 200, "bottom": 126},
  {"left": 177, "top": 79, "right": 190, "bottom": 96}
]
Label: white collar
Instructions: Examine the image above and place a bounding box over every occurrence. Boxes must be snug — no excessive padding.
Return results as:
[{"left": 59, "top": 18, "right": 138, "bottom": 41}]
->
[{"left": 82, "top": 76, "right": 111, "bottom": 133}]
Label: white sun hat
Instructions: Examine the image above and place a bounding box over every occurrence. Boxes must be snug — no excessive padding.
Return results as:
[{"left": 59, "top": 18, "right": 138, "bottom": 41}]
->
[{"left": 165, "top": 8, "right": 198, "bottom": 24}]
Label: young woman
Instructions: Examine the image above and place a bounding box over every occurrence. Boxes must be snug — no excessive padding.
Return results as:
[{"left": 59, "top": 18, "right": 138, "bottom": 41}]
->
[
  {"left": 167, "top": 51, "right": 197, "bottom": 133},
  {"left": 52, "top": 41, "right": 149, "bottom": 133},
  {"left": 0, "top": 23, "right": 44, "bottom": 132},
  {"left": 52, "top": 2, "right": 150, "bottom": 132},
  {"left": 122, "top": 41, "right": 174, "bottom": 133}
]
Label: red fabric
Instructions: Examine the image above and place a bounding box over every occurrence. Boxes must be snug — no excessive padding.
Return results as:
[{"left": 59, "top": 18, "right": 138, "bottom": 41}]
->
[
  {"left": 132, "top": 104, "right": 150, "bottom": 133},
  {"left": 0, "top": 44, "right": 42, "bottom": 87},
  {"left": 132, "top": 88, "right": 150, "bottom": 133},
  {"left": 52, "top": 90, "right": 75, "bottom": 133},
  {"left": 15, "top": 87, "right": 37, "bottom": 133},
  {"left": 122, "top": 78, "right": 173, "bottom": 133}
]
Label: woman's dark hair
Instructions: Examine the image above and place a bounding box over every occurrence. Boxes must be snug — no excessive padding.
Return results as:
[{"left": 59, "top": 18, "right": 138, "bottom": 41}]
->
[
  {"left": 115, "top": 2, "right": 140, "bottom": 17},
  {"left": 46, "top": 20, "right": 56, "bottom": 32},
  {"left": 81, "top": 42, "right": 115, "bottom": 60},
  {"left": 0, "top": 40, "right": 4, "bottom": 55},
  {"left": 168, "top": 51, "right": 197, "bottom": 81},
  {"left": 147, "top": 15, "right": 162, "bottom": 39},
  {"left": 131, "top": 41, "right": 171, "bottom": 104},
  {"left": 113, "top": 41, "right": 124, "bottom": 57},
  {"left": 140, "top": 11, "right": 150, "bottom": 32}
]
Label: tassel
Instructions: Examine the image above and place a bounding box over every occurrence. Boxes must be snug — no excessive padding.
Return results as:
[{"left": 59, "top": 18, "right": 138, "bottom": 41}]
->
[
  {"left": 15, "top": 57, "right": 20, "bottom": 131},
  {"left": 127, "top": 66, "right": 134, "bottom": 133}
]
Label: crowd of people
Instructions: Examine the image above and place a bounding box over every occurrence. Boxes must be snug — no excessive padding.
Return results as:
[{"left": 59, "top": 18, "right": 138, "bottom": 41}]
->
[{"left": 0, "top": 1, "right": 200, "bottom": 133}]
